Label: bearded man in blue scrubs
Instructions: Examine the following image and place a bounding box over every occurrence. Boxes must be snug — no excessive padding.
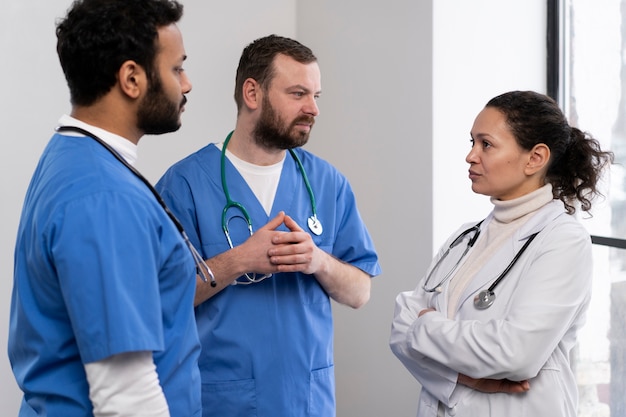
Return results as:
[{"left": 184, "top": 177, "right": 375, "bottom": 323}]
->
[
  {"left": 156, "top": 34, "right": 381, "bottom": 417},
  {"left": 8, "top": 1, "right": 202, "bottom": 416}
]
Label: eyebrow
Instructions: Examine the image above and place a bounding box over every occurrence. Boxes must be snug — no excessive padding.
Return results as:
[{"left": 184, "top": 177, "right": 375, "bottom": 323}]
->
[
  {"left": 288, "top": 84, "right": 321, "bottom": 94},
  {"left": 469, "top": 134, "right": 494, "bottom": 145}
]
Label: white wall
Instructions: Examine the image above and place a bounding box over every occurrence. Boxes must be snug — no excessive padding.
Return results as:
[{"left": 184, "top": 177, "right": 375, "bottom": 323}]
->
[
  {"left": 0, "top": 1, "right": 544, "bottom": 416},
  {"left": 433, "top": 1, "right": 547, "bottom": 244},
  {"left": 1, "top": 3, "right": 71, "bottom": 413},
  {"left": 296, "top": 1, "right": 433, "bottom": 415}
]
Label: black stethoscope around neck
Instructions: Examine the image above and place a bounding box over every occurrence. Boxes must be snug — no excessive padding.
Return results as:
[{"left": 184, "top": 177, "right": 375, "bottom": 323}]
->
[
  {"left": 422, "top": 220, "right": 540, "bottom": 309},
  {"left": 56, "top": 125, "right": 217, "bottom": 287}
]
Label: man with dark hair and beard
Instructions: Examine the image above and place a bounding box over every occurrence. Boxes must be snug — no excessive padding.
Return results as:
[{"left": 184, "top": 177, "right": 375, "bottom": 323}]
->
[
  {"left": 156, "top": 34, "right": 381, "bottom": 417},
  {"left": 8, "top": 1, "right": 202, "bottom": 416}
]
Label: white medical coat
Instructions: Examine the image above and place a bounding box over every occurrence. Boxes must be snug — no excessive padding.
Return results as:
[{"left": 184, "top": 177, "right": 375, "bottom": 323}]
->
[{"left": 390, "top": 200, "right": 592, "bottom": 417}]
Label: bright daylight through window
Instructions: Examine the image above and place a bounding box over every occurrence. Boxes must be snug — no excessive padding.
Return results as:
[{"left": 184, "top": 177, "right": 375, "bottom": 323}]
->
[{"left": 550, "top": 1, "right": 626, "bottom": 416}]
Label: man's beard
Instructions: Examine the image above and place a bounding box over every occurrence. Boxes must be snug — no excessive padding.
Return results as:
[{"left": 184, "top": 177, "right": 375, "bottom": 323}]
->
[
  {"left": 252, "top": 95, "right": 315, "bottom": 150},
  {"left": 137, "top": 72, "right": 185, "bottom": 135}
]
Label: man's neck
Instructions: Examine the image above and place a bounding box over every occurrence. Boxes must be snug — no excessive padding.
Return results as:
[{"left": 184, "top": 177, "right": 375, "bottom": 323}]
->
[
  {"left": 71, "top": 102, "right": 141, "bottom": 144},
  {"left": 227, "top": 128, "right": 286, "bottom": 166}
]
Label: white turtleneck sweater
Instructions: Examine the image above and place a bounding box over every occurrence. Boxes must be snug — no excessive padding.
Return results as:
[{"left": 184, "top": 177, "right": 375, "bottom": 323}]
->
[{"left": 447, "top": 184, "right": 554, "bottom": 317}]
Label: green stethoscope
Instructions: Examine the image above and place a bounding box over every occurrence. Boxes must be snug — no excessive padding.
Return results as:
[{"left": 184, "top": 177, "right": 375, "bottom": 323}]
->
[{"left": 220, "top": 131, "right": 322, "bottom": 284}]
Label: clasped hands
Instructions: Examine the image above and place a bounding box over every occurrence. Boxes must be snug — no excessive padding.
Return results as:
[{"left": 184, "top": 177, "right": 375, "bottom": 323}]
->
[{"left": 242, "top": 211, "right": 324, "bottom": 276}]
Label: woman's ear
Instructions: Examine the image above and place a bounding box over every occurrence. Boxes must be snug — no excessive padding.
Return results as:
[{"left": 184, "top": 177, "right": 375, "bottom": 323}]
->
[
  {"left": 242, "top": 78, "right": 261, "bottom": 110},
  {"left": 525, "top": 143, "right": 551, "bottom": 176},
  {"left": 117, "top": 60, "right": 146, "bottom": 100}
]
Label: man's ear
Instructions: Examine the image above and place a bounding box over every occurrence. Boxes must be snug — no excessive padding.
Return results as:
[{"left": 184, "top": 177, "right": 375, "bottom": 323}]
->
[
  {"left": 242, "top": 78, "right": 261, "bottom": 110},
  {"left": 525, "top": 143, "right": 551, "bottom": 176},
  {"left": 117, "top": 60, "right": 146, "bottom": 100}
]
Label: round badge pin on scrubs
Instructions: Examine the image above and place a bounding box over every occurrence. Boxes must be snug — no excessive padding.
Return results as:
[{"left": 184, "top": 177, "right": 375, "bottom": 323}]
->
[
  {"left": 474, "top": 290, "right": 496, "bottom": 310},
  {"left": 308, "top": 215, "right": 323, "bottom": 236}
]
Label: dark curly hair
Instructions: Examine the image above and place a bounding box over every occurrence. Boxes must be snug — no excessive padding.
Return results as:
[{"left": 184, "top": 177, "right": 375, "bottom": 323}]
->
[
  {"left": 486, "top": 90, "right": 614, "bottom": 214},
  {"left": 234, "top": 34, "right": 317, "bottom": 113},
  {"left": 56, "top": 0, "right": 183, "bottom": 106}
]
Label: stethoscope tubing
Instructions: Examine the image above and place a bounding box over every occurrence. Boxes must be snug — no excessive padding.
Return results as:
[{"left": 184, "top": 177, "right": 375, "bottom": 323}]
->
[
  {"left": 219, "top": 131, "right": 318, "bottom": 238},
  {"left": 484, "top": 230, "right": 539, "bottom": 294},
  {"left": 56, "top": 125, "right": 217, "bottom": 287},
  {"left": 219, "top": 130, "right": 320, "bottom": 285},
  {"left": 422, "top": 221, "right": 483, "bottom": 293},
  {"left": 423, "top": 218, "right": 541, "bottom": 309}
]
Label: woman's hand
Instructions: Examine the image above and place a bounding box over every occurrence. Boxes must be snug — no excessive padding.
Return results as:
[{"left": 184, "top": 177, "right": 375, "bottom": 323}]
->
[
  {"left": 458, "top": 373, "right": 530, "bottom": 393},
  {"left": 418, "top": 308, "right": 436, "bottom": 317}
]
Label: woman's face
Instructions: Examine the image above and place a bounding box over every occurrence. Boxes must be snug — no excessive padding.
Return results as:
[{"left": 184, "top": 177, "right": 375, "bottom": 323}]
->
[{"left": 466, "top": 106, "right": 537, "bottom": 200}]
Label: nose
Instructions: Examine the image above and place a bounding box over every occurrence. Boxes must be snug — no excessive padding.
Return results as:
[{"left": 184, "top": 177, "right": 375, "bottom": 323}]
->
[
  {"left": 465, "top": 146, "right": 478, "bottom": 164},
  {"left": 182, "top": 71, "right": 192, "bottom": 95},
  {"left": 304, "top": 96, "right": 320, "bottom": 117}
]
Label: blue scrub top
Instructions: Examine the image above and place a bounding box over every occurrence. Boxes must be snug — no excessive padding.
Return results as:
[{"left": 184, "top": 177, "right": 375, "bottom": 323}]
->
[
  {"left": 157, "top": 143, "right": 381, "bottom": 417},
  {"left": 9, "top": 133, "right": 202, "bottom": 417}
]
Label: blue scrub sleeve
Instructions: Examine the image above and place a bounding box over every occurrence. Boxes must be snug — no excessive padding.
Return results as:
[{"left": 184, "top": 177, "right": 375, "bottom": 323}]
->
[
  {"left": 157, "top": 171, "right": 203, "bottom": 253},
  {"left": 325, "top": 170, "right": 381, "bottom": 277},
  {"left": 52, "top": 191, "right": 164, "bottom": 363}
]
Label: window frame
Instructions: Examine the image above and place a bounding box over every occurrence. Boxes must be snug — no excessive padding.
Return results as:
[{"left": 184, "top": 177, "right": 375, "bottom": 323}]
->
[{"left": 546, "top": 0, "right": 626, "bottom": 250}]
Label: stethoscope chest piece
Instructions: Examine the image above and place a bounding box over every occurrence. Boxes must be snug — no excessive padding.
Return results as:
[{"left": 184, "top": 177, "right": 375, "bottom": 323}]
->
[
  {"left": 474, "top": 290, "right": 495, "bottom": 309},
  {"left": 308, "top": 215, "right": 323, "bottom": 236}
]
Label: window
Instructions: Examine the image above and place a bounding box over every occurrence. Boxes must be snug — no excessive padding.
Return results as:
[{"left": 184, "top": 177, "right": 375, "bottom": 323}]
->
[{"left": 548, "top": 1, "right": 626, "bottom": 416}]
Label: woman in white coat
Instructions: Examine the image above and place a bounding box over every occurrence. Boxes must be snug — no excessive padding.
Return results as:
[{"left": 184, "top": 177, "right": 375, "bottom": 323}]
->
[{"left": 390, "top": 90, "right": 613, "bottom": 417}]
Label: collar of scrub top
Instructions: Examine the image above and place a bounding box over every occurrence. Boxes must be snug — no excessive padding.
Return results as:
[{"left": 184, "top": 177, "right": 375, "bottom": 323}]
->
[
  {"left": 220, "top": 130, "right": 322, "bottom": 285},
  {"left": 55, "top": 125, "right": 217, "bottom": 287}
]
